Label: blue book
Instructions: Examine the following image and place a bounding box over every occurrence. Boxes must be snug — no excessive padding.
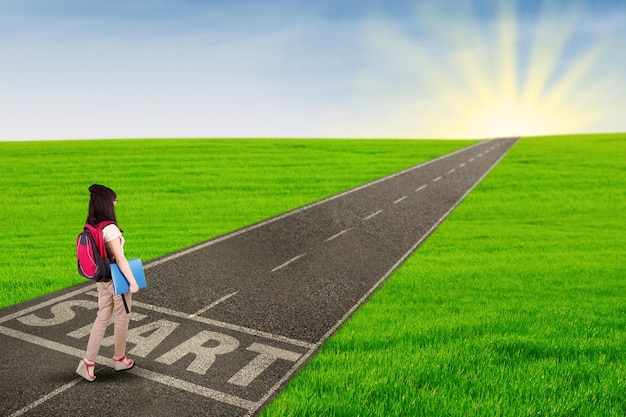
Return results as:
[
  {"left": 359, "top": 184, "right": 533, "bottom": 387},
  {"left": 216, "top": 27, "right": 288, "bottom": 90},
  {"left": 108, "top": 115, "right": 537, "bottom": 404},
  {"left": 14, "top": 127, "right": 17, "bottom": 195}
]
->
[{"left": 111, "top": 258, "right": 147, "bottom": 295}]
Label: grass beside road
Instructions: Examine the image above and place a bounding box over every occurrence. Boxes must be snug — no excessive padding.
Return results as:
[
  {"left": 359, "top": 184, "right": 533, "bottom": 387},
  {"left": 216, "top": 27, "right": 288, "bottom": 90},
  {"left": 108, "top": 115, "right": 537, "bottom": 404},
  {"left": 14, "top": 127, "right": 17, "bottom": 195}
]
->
[
  {"left": 0, "top": 138, "right": 472, "bottom": 308},
  {"left": 261, "top": 133, "right": 626, "bottom": 416}
]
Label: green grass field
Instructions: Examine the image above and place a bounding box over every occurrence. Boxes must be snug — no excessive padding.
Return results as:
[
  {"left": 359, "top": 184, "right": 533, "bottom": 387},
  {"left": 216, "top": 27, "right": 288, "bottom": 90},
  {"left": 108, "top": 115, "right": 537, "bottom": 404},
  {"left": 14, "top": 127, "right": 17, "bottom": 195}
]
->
[
  {"left": 261, "top": 133, "right": 626, "bottom": 416},
  {"left": 1, "top": 134, "right": 624, "bottom": 415}
]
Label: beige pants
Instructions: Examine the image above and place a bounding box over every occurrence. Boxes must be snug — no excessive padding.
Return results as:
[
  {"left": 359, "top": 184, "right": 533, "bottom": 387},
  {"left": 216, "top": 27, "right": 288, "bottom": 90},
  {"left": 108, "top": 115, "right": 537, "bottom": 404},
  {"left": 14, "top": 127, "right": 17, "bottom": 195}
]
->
[{"left": 85, "top": 280, "right": 132, "bottom": 361}]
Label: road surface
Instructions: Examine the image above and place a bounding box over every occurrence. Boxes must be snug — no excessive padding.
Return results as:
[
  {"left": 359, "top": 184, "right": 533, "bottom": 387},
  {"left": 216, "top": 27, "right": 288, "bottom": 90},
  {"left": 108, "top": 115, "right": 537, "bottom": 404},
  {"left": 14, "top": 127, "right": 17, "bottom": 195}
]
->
[{"left": 0, "top": 137, "right": 518, "bottom": 416}]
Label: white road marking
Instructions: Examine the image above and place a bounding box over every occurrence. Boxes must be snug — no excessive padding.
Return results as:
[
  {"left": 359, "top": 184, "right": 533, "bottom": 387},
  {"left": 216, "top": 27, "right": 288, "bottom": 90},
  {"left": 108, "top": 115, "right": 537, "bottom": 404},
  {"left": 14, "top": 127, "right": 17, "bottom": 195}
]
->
[
  {"left": 447, "top": 169, "right": 455, "bottom": 175},
  {"left": 0, "top": 325, "right": 258, "bottom": 412},
  {"left": 228, "top": 343, "right": 302, "bottom": 387},
  {"left": 459, "top": 163, "right": 466, "bottom": 168},
  {"left": 393, "top": 196, "right": 408, "bottom": 204},
  {"left": 9, "top": 378, "right": 83, "bottom": 417},
  {"left": 189, "top": 291, "right": 240, "bottom": 318},
  {"left": 324, "top": 229, "right": 351, "bottom": 242},
  {"left": 133, "top": 365, "right": 257, "bottom": 412},
  {"left": 83, "top": 293, "right": 315, "bottom": 349},
  {"left": 415, "top": 185, "right": 427, "bottom": 192},
  {"left": 0, "top": 286, "right": 93, "bottom": 325},
  {"left": 478, "top": 153, "right": 483, "bottom": 157},
  {"left": 469, "top": 157, "right": 475, "bottom": 162},
  {"left": 145, "top": 301, "right": 315, "bottom": 349},
  {"left": 363, "top": 210, "right": 383, "bottom": 220},
  {"left": 271, "top": 254, "right": 306, "bottom": 273},
  {"left": 433, "top": 176, "right": 442, "bottom": 182}
]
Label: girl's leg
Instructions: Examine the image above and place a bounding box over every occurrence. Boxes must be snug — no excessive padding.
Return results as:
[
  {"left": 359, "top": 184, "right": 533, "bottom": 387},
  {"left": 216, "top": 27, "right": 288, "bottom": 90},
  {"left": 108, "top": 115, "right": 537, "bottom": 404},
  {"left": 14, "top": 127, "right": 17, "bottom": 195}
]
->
[
  {"left": 84, "top": 282, "right": 115, "bottom": 362},
  {"left": 112, "top": 292, "right": 132, "bottom": 360},
  {"left": 78, "top": 282, "right": 114, "bottom": 380}
]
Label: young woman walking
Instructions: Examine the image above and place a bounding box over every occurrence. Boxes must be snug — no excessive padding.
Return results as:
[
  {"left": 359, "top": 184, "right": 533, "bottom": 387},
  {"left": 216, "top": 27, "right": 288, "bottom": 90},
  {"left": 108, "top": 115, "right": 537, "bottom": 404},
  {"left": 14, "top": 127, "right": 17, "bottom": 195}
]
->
[{"left": 76, "top": 184, "right": 139, "bottom": 382}]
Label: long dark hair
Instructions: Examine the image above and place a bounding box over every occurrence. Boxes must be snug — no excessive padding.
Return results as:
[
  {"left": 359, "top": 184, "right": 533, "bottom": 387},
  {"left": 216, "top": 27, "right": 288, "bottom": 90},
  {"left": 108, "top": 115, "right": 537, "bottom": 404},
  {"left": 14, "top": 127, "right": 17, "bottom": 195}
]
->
[{"left": 86, "top": 184, "right": 118, "bottom": 225}]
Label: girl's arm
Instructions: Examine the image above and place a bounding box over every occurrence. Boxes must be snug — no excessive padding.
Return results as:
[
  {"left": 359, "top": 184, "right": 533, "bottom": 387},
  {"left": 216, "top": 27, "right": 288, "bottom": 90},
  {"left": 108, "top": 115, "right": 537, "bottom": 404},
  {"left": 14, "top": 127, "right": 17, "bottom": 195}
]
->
[{"left": 107, "top": 238, "right": 139, "bottom": 293}]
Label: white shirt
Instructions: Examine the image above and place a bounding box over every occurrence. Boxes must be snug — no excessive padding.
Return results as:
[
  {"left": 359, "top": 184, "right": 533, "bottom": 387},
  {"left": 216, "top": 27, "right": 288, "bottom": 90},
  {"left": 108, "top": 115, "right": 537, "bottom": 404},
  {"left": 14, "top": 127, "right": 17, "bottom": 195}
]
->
[{"left": 103, "top": 224, "right": 125, "bottom": 248}]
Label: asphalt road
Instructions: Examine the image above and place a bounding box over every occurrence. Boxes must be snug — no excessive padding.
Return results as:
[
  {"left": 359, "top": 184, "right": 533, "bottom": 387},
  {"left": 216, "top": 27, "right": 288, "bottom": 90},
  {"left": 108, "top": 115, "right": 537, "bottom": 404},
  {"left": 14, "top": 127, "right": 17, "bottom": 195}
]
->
[{"left": 0, "top": 137, "right": 518, "bottom": 416}]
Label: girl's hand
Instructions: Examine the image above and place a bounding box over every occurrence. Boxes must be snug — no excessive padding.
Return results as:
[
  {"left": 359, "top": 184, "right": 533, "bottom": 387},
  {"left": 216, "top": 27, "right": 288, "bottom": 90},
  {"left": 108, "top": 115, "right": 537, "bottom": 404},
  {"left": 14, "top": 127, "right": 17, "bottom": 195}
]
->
[{"left": 130, "top": 283, "right": 139, "bottom": 293}]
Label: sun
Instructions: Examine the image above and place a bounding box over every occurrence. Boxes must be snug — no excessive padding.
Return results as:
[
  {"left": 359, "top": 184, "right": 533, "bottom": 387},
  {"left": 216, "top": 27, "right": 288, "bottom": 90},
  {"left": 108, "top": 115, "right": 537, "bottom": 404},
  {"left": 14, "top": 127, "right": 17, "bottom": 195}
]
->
[
  {"left": 463, "top": 103, "right": 555, "bottom": 138},
  {"left": 334, "top": 0, "right": 613, "bottom": 139},
  {"left": 445, "top": 0, "right": 610, "bottom": 138}
]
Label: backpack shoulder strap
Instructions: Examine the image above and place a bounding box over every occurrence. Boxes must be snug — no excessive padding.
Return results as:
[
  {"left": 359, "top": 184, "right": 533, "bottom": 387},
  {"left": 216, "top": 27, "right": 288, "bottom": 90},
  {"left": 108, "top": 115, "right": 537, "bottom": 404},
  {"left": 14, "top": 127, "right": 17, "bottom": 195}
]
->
[
  {"left": 84, "top": 222, "right": 115, "bottom": 259},
  {"left": 96, "top": 220, "right": 118, "bottom": 231},
  {"left": 97, "top": 221, "right": 120, "bottom": 259}
]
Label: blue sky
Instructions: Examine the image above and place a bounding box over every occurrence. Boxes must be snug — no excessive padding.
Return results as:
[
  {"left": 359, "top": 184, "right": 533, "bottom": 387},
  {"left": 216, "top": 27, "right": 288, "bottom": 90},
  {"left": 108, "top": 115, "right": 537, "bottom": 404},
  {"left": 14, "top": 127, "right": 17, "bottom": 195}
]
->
[{"left": 1, "top": 0, "right": 625, "bottom": 140}]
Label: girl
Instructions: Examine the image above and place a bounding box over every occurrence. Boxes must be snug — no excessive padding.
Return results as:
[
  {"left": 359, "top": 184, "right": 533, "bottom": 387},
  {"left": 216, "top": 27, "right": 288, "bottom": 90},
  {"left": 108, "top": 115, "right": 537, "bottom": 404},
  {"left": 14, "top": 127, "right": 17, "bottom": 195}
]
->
[{"left": 76, "top": 184, "right": 139, "bottom": 382}]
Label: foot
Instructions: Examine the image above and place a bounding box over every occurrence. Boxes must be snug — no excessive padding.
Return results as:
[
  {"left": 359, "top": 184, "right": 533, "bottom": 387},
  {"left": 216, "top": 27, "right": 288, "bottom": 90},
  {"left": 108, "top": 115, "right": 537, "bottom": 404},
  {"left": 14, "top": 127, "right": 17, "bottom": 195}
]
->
[
  {"left": 76, "top": 359, "right": 96, "bottom": 382},
  {"left": 112, "top": 355, "right": 135, "bottom": 372}
]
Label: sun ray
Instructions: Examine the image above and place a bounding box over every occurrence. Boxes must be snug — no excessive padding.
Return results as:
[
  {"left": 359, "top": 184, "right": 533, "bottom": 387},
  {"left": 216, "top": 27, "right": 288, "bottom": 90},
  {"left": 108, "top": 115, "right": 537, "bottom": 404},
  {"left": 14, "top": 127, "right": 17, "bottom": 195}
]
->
[
  {"left": 541, "top": 46, "right": 608, "bottom": 111},
  {"left": 520, "top": 1, "right": 584, "bottom": 110},
  {"left": 495, "top": 0, "right": 518, "bottom": 105},
  {"left": 330, "top": 0, "right": 616, "bottom": 139},
  {"left": 412, "top": 1, "right": 492, "bottom": 103}
]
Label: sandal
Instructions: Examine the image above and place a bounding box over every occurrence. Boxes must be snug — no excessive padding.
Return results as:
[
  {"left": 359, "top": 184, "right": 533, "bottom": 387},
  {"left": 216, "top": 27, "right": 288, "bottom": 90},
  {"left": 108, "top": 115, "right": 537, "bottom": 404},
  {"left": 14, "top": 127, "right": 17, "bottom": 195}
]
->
[
  {"left": 112, "top": 355, "right": 135, "bottom": 372},
  {"left": 76, "top": 359, "right": 96, "bottom": 382}
]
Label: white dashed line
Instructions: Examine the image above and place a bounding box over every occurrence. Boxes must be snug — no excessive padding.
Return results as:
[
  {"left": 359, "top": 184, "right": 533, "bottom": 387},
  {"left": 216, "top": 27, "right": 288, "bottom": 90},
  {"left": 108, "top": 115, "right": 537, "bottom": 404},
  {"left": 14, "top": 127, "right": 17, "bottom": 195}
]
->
[
  {"left": 143, "top": 139, "right": 492, "bottom": 271},
  {"left": 478, "top": 153, "right": 483, "bottom": 157},
  {"left": 324, "top": 228, "right": 351, "bottom": 242},
  {"left": 469, "top": 158, "right": 475, "bottom": 162},
  {"left": 271, "top": 254, "right": 306, "bottom": 272},
  {"left": 415, "top": 185, "right": 427, "bottom": 192},
  {"left": 433, "top": 176, "right": 442, "bottom": 182},
  {"left": 363, "top": 210, "right": 383, "bottom": 220},
  {"left": 447, "top": 169, "right": 455, "bottom": 175},
  {"left": 459, "top": 163, "right": 466, "bottom": 168},
  {"left": 189, "top": 291, "right": 240, "bottom": 317},
  {"left": 393, "top": 196, "right": 408, "bottom": 204}
]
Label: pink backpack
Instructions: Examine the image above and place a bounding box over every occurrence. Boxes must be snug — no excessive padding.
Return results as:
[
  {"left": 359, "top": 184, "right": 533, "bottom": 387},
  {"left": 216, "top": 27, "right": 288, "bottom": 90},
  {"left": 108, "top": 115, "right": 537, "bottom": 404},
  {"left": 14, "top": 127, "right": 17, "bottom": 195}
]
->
[{"left": 76, "top": 221, "right": 116, "bottom": 282}]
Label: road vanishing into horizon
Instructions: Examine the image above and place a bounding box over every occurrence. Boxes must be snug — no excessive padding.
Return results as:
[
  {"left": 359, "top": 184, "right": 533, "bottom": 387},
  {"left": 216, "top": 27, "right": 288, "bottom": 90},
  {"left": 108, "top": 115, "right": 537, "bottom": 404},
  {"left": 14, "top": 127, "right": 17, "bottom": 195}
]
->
[{"left": 0, "top": 137, "right": 518, "bottom": 417}]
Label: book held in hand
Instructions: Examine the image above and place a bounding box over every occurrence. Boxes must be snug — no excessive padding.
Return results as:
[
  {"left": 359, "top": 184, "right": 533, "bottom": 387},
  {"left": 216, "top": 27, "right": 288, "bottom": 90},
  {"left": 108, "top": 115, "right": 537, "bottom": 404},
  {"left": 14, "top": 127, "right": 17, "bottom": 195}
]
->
[{"left": 111, "top": 258, "right": 147, "bottom": 295}]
